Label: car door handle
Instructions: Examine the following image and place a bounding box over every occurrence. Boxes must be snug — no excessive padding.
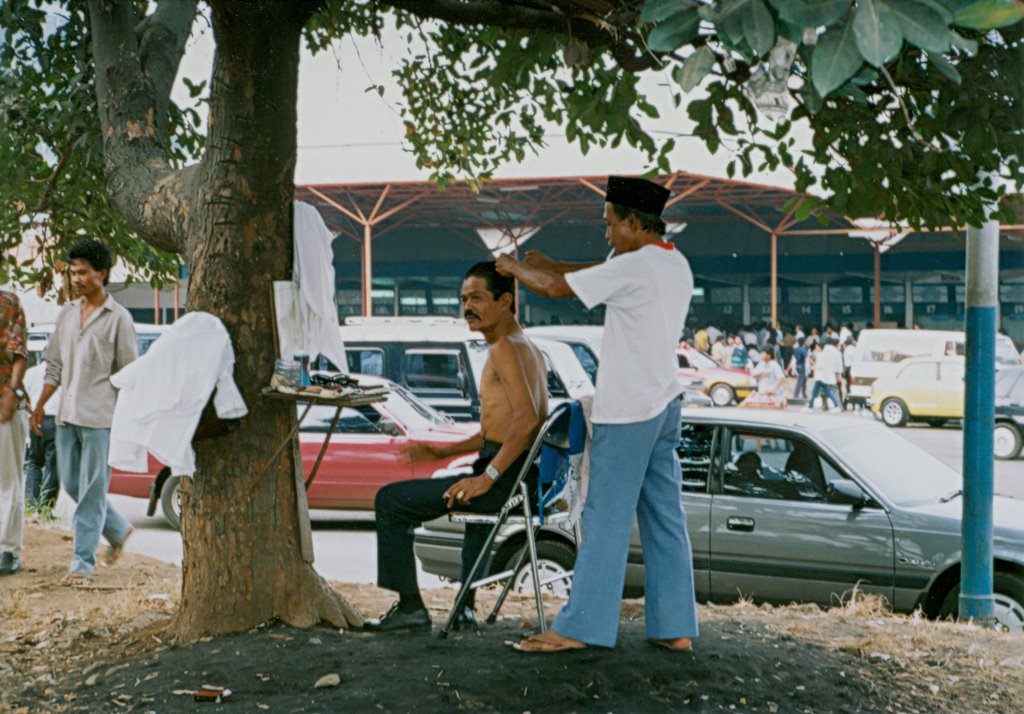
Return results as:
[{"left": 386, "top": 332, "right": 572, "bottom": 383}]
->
[{"left": 726, "top": 516, "right": 755, "bottom": 532}]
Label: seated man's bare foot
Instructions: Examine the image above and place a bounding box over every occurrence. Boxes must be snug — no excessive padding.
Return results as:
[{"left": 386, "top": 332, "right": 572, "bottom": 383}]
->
[
  {"left": 510, "top": 629, "right": 587, "bottom": 653},
  {"left": 648, "top": 637, "right": 693, "bottom": 651}
]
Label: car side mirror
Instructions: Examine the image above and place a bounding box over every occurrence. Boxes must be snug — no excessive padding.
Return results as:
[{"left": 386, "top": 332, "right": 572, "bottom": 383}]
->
[
  {"left": 827, "top": 480, "right": 868, "bottom": 508},
  {"left": 456, "top": 370, "right": 470, "bottom": 399}
]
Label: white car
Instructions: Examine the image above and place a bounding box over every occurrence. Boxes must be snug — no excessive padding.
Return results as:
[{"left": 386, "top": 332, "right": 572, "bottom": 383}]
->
[{"left": 340, "top": 317, "right": 593, "bottom": 422}]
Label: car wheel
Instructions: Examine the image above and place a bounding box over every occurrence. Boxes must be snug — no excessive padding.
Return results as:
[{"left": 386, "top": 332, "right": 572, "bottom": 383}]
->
[
  {"left": 709, "top": 383, "right": 735, "bottom": 407},
  {"left": 939, "top": 572, "right": 1024, "bottom": 634},
  {"left": 880, "top": 398, "right": 909, "bottom": 427},
  {"left": 160, "top": 475, "right": 182, "bottom": 531},
  {"left": 509, "top": 540, "right": 575, "bottom": 598},
  {"left": 926, "top": 419, "right": 947, "bottom": 428},
  {"left": 994, "top": 423, "right": 1023, "bottom": 460}
]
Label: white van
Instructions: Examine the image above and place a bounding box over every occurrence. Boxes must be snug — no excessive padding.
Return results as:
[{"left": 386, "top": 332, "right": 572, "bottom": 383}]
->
[
  {"left": 849, "top": 328, "right": 1018, "bottom": 406},
  {"left": 339, "top": 317, "right": 593, "bottom": 421}
]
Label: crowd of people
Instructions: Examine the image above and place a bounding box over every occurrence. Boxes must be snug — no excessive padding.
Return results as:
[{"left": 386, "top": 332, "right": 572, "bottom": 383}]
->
[{"left": 683, "top": 320, "right": 864, "bottom": 411}]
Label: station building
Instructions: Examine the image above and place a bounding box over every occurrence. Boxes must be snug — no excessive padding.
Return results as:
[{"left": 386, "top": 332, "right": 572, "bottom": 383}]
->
[{"left": 115, "top": 172, "right": 1024, "bottom": 341}]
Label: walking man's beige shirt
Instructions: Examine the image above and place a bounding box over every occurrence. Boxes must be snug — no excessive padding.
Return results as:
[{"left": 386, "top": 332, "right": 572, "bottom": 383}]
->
[{"left": 44, "top": 296, "right": 137, "bottom": 429}]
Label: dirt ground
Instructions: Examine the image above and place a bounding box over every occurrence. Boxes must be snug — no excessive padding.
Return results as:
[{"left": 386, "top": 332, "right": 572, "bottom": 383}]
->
[{"left": 1, "top": 523, "right": 1022, "bottom": 714}]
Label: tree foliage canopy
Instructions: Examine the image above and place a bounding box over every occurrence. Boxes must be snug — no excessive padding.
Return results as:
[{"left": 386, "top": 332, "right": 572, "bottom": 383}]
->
[
  {"left": 1, "top": 0, "right": 1021, "bottom": 286},
  {"left": 0, "top": 1, "right": 204, "bottom": 292}
]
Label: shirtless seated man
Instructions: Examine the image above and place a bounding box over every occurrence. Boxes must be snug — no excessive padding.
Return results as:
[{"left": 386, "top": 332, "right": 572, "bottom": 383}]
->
[{"left": 365, "top": 261, "right": 549, "bottom": 633}]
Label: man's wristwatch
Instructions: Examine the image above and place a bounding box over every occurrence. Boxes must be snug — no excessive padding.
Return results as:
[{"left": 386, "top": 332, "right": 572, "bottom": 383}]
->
[
  {"left": 484, "top": 463, "right": 501, "bottom": 481},
  {"left": 10, "top": 386, "right": 26, "bottom": 401}
]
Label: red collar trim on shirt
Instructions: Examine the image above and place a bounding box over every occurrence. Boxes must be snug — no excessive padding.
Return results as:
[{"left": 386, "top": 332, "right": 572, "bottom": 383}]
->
[{"left": 651, "top": 241, "right": 676, "bottom": 250}]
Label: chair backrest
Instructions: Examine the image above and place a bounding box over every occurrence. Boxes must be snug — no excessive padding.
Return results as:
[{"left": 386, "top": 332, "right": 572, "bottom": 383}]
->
[{"left": 537, "top": 402, "right": 586, "bottom": 520}]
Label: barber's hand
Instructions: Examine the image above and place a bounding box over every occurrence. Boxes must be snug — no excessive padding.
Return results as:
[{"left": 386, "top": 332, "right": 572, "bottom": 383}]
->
[
  {"left": 401, "top": 443, "right": 442, "bottom": 464},
  {"left": 525, "top": 250, "right": 559, "bottom": 271},
  {"left": 494, "top": 254, "right": 520, "bottom": 277},
  {"left": 0, "top": 388, "right": 15, "bottom": 424},
  {"left": 29, "top": 406, "right": 45, "bottom": 435},
  {"left": 442, "top": 475, "right": 493, "bottom": 509}
]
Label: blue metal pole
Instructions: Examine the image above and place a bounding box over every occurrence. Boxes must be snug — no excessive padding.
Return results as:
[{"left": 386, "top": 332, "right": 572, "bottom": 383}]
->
[{"left": 959, "top": 219, "right": 998, "bottom": 623}]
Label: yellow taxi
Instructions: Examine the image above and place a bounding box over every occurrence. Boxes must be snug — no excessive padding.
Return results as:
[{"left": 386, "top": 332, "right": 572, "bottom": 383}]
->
[{"left": 868, "top": 356, "right": 964, "bottom": 427}]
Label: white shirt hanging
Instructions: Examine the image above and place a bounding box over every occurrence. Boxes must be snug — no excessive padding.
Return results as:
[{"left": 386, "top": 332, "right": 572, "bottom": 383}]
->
[
  {"left": 292, "top": 201, "right": 347, "bottom": 370},
  {"left": 108, "top": 312, "right": 247, "bottom": 477}
]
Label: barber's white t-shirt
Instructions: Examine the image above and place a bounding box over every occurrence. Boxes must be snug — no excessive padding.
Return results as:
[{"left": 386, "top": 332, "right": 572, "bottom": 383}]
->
[{"left": 566, "top": 244, "right": 692, "bottom": 424}]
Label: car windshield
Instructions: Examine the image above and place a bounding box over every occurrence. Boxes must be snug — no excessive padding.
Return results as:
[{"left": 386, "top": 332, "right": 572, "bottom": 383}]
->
[
  {"left": 819, "top": 424, "right": 961, "bottom": 506},
  {"left": 996, "top": 369, "right": 1022, "bottom": 399},
  {"left": 996, "top": 336, "right": 1021, "bottom": 366},
  {"left": 466, "top": 340, "right": 490, "bottom": 388},
  {"left": 383, "top": 385, "right": 454, "bottom": 429},
  {"left": 685, "top": 350, "right": 718, "bottom": 369}
]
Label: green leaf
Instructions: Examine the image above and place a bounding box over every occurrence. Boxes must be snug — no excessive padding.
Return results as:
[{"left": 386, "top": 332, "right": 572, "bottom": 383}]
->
[
  {"left": 675, "top": 46, "right": 717, "bottom": 92},
  {"left": 647, "top": 10, "right": 701, "bottom": 52},
  {"left": 853, "top": 0, "right": 904, "bottom": 66},
  {"left": 889, "top": 1, "right": 951, "bottom": 53},
  {"left": 927, "top": 51, "right": 962, "bottom": 83},
  {"left": 774, "top": 0, "right": 852, "bottom": 28},
  {"left": 950, "top": 30, "right": 979, "bottom": 54},
  {"left": 798, "top": 82, "right": 824, "bottom": 113},
  {"left": 718, "top": 0, "right": 750, "bottom": 45},
  {"left": 795, "top": 198, "right": 814, "bottom": 221},
  {"left": 811, "top": 20, "right": 863, "bottom": 95},
  {"left": 953, "top": 0, "right": 1024, "bottom": 29},
  {"left": 742, "top": 0, "right": 776, "bottom": 55},
  {"left": 907, "top": 0, "right": 953, "bottom": 23},
  {"left": 641, "top": 0, "right": 697, "bottom": 23}
]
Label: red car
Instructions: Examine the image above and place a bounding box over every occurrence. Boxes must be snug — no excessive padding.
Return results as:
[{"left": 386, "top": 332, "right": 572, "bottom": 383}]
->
[{"left": 109, "top": 377, "right": 478, "bottom": 529}]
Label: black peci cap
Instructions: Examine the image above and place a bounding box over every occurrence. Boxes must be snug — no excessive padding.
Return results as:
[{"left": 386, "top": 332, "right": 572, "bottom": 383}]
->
[{"left": 604, "top": 176, "right": 670, "bottom": 216}]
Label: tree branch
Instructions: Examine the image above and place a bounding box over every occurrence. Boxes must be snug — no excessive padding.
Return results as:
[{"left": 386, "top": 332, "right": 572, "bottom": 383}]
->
[
  {"left": 136, "top": 0, "right": 199, "bottom": 145},
  {"left": 381, "top": 0, "right": 660, "bottom": 71},
  {"left": 87, "top": 0, "right": 198, "bottom": 254}
]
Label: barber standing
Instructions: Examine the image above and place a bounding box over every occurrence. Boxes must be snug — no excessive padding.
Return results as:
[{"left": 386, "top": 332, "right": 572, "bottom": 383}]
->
[{"left": 496, "top": 176, "right": 698, "bottom": 653}]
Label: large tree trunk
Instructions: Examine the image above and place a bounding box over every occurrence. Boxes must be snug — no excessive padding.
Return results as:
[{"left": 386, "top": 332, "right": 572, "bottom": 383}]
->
[
  {"left": 174, "top": 0, "right": 361, "bottom": 640},
  {"left": 88, "top": 0, "right": 361, "bottom": 641}
]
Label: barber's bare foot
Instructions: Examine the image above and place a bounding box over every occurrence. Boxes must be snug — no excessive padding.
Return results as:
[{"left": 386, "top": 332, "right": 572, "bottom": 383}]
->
[
  {"left": 511, "top": 629, "right": 587, "bottom": 653},
  {"left": 648, "top": 637, "right": 693, "bottom": 651}
]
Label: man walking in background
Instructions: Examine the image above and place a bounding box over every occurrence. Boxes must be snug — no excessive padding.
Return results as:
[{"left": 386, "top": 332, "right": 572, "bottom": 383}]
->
[
  {"left": 807, "top": 338, "right": 843, "bottom": 412},
  {"left": 0, "top": 290, "right": 30, "bottom": 576},
  {"left": 30, "top": 239, "right": 138, "bottom": 585}
]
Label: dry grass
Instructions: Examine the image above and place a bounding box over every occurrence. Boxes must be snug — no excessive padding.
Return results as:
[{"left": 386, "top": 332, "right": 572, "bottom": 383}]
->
[{"left": 3, "top": 523, "right": 1022, "bottom": 714}]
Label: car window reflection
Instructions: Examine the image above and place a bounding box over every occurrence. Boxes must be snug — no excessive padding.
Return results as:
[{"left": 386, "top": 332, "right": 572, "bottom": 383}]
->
[
  {"left": 723, "top": 432, "right": 829, "bottom": 502},
  {"left": 679, "top": 423, "right": 714, "bottom": 493}
]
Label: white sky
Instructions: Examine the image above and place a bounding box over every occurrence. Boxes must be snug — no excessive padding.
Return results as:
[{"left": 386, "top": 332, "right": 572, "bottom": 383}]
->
[{"left": 172, "top": 16, "right": 801, "bottom": 189}]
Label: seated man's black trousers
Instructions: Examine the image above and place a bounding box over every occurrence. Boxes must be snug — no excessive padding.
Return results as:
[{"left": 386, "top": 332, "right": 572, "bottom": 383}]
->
[{"left": 375, "top": 441, "right": 535, "bottom": 596}]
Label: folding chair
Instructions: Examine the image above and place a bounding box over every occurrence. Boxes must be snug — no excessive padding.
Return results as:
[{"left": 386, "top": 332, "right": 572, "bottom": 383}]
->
[{"left": 438, "top": 401, "right": 586, "bottom": 639}]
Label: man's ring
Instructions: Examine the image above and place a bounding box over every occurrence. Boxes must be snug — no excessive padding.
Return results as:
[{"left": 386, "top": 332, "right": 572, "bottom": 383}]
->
[{"left": 456, "top": 490, "right": 465, "bottom": 500}]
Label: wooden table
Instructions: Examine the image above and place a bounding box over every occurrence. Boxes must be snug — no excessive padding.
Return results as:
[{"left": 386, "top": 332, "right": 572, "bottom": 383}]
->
[{"left": 260, "top": 388, "right": 388, "bottom": 562}]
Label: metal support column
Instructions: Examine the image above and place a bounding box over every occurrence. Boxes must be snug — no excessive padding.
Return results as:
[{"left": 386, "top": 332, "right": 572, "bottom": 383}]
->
[
  {"left": 905, "top": 279, "right": 914, "bottom": 328},
  {"left": 960, "top": 219, "right": 998, "bottom": 624},
  {"left": 873, "top": 245, "right": 882, "bottom": 326},
  {"left": 362, "top": 224, "right": 373, "bottom": 317},
  {"left": 770, "top": 232, "right": 778, "bottom": 326}
]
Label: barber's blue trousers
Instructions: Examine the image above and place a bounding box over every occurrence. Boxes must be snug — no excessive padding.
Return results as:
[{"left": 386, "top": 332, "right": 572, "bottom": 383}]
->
[{"left": 553, "top": 398, "right": 699, "bottom": 647}]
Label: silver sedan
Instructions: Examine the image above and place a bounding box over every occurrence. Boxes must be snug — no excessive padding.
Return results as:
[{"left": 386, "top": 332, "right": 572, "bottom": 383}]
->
[{"left": 414, "top": 409, "right": 1024, "bottom": 632}]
